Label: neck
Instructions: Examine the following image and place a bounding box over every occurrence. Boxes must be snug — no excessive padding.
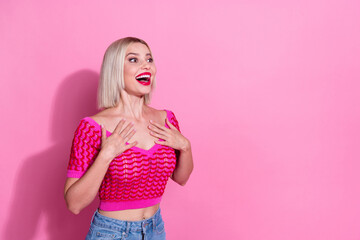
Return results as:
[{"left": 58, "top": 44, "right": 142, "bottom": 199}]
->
[{"left": 113, "top": 90, "right": 148, "bottom": 120}]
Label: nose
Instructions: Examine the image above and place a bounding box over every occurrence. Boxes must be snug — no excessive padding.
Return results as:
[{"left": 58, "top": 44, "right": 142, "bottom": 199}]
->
[{"left": 141, "top": 60, "right": 151, "bottom": 69}]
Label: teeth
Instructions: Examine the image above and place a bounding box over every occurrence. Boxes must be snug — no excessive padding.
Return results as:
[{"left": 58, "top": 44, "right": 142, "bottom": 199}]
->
[{"left": 136, "top": 74, "right": 150, "bottom": 79}]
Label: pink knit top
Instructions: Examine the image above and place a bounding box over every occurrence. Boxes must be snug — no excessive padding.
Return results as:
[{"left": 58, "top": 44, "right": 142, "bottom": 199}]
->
[{"left": 66, "top": 109, "right": 180, "bottom": 211}]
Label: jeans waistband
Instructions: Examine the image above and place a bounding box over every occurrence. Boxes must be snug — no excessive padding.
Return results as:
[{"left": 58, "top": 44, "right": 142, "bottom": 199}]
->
[{"left": 91, "top": 207, "right": 162, "bottom": 233}]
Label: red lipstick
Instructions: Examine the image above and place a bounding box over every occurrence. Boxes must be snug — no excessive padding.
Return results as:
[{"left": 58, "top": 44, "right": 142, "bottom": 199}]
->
[{"left": 135, "top": 72, "right": 151, "bottom": 86}]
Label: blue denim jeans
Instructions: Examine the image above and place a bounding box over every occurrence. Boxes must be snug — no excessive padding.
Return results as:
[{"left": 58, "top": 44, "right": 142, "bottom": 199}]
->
[{"left": 85, "top": 207, "right": 166, "bottom": 240}]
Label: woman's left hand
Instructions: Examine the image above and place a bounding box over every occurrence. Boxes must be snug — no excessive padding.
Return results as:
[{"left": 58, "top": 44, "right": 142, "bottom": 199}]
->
[{"left": 148, "top": 118, "right": 190, "bottom": 152}]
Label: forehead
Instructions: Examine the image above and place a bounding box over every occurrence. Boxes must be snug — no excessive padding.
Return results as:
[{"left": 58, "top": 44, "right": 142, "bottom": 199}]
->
[{"left": 126, "top": 42, "right": 150, "bottom": 54}]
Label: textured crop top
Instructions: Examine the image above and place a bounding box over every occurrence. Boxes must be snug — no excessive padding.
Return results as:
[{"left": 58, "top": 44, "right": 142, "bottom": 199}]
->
[{"left": 66, "top": 109, "right": 180, "bottom": 211}]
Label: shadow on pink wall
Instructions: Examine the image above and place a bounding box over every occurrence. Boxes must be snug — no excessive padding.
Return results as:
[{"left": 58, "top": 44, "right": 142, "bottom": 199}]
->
[{"left": 4, "top": 70, "right": 102, "bottom": 239}]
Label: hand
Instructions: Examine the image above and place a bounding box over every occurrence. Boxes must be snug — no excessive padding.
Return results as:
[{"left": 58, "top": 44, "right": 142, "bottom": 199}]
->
[
  {"left": 148, "top": 118, "right": 190, "bottom": 152},
  {"left": 100, "top": 119, "right": 138, "bottom": 161}
]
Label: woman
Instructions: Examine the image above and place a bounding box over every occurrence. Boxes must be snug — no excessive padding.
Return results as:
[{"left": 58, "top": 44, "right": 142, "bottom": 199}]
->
[{"left": 64, "top": 37, "right": 194, "bottom": 240}]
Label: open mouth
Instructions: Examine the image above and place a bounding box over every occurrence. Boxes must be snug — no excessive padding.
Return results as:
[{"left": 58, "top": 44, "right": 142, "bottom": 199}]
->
[{"left": 135, "top": 72, "right": 151, "bottom": 86}]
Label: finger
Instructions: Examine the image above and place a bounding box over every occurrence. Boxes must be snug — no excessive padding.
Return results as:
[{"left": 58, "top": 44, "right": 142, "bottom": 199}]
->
[
  {"left": 119, "top": 122, "right": 134, "bottom": 138},
  {"left": 149, "top": 120, "right": 167, "bottom": 131},
  {"left": 148, "top": 124, "right": 167, "bottom": 136},
  {"left": 113, "top": 118, "right": 126, "bottom": 135},
  {"left": 154, "top": 139, "right": 169, "bottom": 146},
  {"left": 125, "top": 140, "right": 138, "bottom": 150},
  {"left": 124, "top": 128, "right": 136, "bottom": 142},
  {"left": 165, "top": 117, "right": 176, "bottom": 129},
  {"left": 150, "top": 130, "right": 168, "bottom": 140},
  {"left": 101, "top": 124, "right": 107, "bottom": 142}
]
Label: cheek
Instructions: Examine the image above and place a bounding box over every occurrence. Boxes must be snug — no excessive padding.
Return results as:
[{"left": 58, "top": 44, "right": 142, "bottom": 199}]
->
[{"left": 124, "top": 65, "right": 136, "bottom": 77}]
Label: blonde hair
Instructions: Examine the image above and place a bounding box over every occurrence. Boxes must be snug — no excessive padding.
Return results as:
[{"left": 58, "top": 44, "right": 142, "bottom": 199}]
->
[{"left": 97, "top": 37, "right": 156, "bottom": 109}]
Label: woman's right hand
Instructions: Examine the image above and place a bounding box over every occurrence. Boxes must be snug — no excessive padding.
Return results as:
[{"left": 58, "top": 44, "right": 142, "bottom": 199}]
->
[{"left": 99, "top": 119, "right": 138, "bottom": 162}]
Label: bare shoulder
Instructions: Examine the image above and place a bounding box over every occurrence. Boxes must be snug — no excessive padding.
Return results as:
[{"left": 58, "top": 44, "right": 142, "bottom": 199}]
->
[
  {"left": 146, "top": 106, "right": 167, "bottom": 122},
  {"left": 88, "top": 108, "right": 114, "bottom": 125}
]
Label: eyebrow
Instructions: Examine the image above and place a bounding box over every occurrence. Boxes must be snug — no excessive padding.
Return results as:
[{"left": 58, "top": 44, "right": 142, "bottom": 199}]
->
[{"left": 126, "top": 52, "right": 152, "bottom": 57}]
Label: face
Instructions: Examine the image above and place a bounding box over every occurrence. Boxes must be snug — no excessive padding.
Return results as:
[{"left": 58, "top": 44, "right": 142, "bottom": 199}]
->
[{"left": 123, "top": 42, "right": 157, "bottom": 97}]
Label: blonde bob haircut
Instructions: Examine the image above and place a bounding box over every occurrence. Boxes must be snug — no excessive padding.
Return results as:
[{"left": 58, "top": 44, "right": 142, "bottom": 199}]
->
[{"left": 97, "top": 37, "right": 156, "bottom": 109}]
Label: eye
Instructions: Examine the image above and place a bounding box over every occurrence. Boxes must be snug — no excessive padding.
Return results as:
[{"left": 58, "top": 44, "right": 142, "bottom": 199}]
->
[
  {"left": 129, "top": 58, "right": 137, "bottom": 63},
  {"left": 147, "top": 58, "right": 153, "bottom": 63}
]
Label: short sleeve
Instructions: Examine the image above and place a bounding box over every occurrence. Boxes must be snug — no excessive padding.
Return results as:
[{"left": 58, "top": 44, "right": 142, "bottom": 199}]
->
[
  {"left": 166, "top": 110, "right": 181, "bottom": 133},
  {"left": 67, "top": 119, "right": 101, "bottom": 178}
]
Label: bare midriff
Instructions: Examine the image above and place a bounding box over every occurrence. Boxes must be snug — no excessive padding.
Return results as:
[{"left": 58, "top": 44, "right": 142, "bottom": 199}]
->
[{"left": 98, "top": 203, "right": 160, "bottom": 221}]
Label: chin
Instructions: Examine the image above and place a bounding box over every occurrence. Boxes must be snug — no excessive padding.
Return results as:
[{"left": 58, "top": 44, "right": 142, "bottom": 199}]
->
[{"left": 137, "top": 90, "right": 152, "bottom": 97}]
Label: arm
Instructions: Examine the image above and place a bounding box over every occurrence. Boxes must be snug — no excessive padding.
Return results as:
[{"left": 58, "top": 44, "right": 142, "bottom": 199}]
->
[
  {"left": 64, "top": 153, "right": 111, "bottom": 215},
  {"left": 64, "top": 119, "right": 137, "bottom": 215},
  {"left": 171, "top": 141, "right": 194, "bottom": 186}
]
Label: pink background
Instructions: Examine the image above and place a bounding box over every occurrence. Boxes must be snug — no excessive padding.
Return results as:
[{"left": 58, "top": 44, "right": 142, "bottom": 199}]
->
[{"left": 1, "top": 0, "right": 359, "bottom": 239}]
